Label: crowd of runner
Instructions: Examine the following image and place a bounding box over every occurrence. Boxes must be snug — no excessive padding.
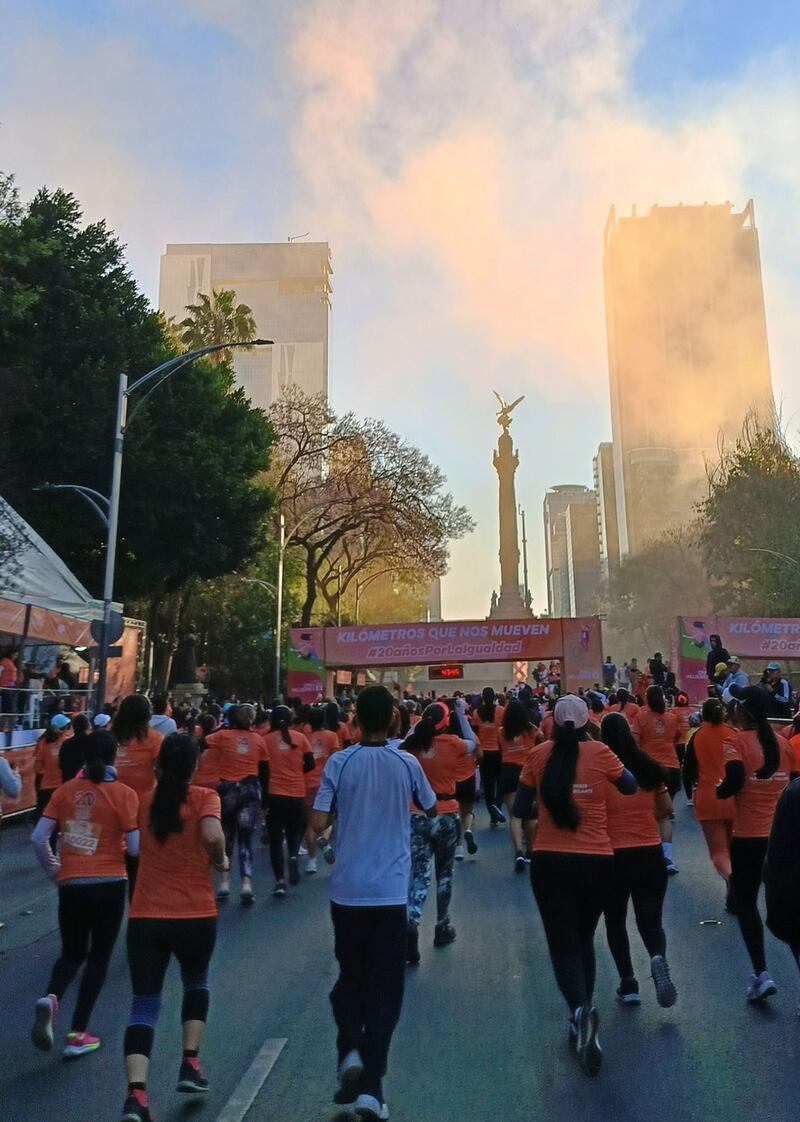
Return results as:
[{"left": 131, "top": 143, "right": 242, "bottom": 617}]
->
[{"left": 5, "top": 649, "right": 800, "bottom": 1121}]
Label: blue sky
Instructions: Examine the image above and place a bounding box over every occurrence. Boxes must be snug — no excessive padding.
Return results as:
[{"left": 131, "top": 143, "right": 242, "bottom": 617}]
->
[{"left": 2, "top": 0, "right": 800, "bottom": 619}]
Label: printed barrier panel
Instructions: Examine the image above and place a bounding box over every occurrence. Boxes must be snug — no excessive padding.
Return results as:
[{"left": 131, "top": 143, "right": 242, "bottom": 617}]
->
[
  {"left": 0, "top": 745, "right": 36, "bottom": 817},
  {"left": 673, "top": 615, "right": 800, "bottom": 703}
]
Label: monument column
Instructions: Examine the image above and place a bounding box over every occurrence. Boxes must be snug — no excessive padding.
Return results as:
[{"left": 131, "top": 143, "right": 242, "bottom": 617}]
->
[{"left": 490, "top": 393, "right": 531, "bottom": 619}]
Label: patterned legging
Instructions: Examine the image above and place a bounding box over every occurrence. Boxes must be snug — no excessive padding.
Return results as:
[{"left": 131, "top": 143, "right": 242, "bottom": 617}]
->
[
  {"left": 408, "top": 813, "right": 459, "bottom": 928},
  {"left": 218, "top": 777, "right": 261, "bottom": 879}
]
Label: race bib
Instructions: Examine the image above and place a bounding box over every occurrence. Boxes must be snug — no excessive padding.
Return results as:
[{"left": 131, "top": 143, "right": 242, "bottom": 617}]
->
[{"left": 63, "top": 819, "right": 101, "bottom": 855}]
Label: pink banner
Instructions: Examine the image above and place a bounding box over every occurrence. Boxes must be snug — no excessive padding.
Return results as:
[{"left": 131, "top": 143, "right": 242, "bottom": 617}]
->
[
  {"left": 323, "top": 619, "right": 563, "bottom": 667},
  {"left": 673, "top": 615, "right": 800, "bottom": 703},
  {"left": 562, "top": 617, "right": 604, "bottom": 693}
]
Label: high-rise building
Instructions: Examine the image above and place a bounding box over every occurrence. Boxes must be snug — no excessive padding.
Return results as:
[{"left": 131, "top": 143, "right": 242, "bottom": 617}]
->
[
  {"left": 593, "top": 442, "right": 619, "bottom": 588},
  {"left": 543, "top": 486, "right": 600, "bottom": 617},
  {"left": 159, "top": 242, "right": 332, "bottom": 411},
  {"left": 603, "top": 200, "right": 774, "bottom": 557}
]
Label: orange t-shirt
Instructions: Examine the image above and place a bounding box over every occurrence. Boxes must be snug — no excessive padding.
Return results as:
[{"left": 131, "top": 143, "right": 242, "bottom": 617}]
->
[
  {"left": 35, "top": 735, "right": 67, "bottom": 791},
  {"left": 264, "top": 729, "right": 311, "bottom": 798},
  {"left": 606, "top": 784, "right": 662, "bottom": 849},
  {"left": 44, "top": 777, "right": 138, "bottom": 882},
  {"left": 631, "top": 708, "right": 680, "bottom": 769},
  {"left": 471, "top": 706, "right": 504, "bottom": 752},
  {"left": 414, "top": 734, "right": 469, "bottom": 814},
  {"left": 306, "top": 729, "right": 339, "bottom": 789},
  {"left": 131, "top": 786, "right": 221, "bottom": 919},
  {"left": 199, "top": 728, "right": 269, "bottom": 784},
  {"left": 499, "top": 728, "right": 539, "bottom": 767},
  {"left": 729, "top": 730, "right": 794, "bottom": 838},
  {"left": 616, "top": 702, "right": 639, "bottom": 723},
  {"left": 115, "top": 729, "right": 163, "bottom": 795},
  {"left": 673, "top": 707, "right": 694, "bottom": 746},
  {"left": 691, "top": 724, "right": 737, "bottom": 821},
  {"left": 521, "top": 740, "right": 624, "bottom": 856},
  {"left": 787, "top": 734, "right": 800, "bottom": 772},
  {"left": 540, "top": 713, "right": 555, "bottom": 740}
]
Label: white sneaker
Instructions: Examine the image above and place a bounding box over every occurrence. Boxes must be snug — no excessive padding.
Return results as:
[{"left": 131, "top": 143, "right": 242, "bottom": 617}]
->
[
  {"left": 454, "top": 844, "right": 465, "bottom": 861},
  {"left": 333, "top": 1049, "right": 363, "bottom": 1105},
  {"left": 746, "top": 971, "right": 777, "bottom": 1003},
  {"left": 354, "top": 1093, "right": 389, "bottom": 1120},
  {"left": 306, "top": 857, "right": 318, "bottom": 875}
]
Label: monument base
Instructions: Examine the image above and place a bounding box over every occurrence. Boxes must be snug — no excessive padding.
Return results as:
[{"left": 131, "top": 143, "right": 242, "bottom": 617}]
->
[
  {"left": 172, "top": 682, "right": 206, "bottom": 706},
  {"left": 489, "top": 590, "right": 532, "bottom": 619}
]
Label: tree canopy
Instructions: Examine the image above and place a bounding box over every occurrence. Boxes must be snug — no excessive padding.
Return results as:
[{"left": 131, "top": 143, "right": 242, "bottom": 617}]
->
[{"left": 179, "top": 288, "right": 257, "bottom": 359}]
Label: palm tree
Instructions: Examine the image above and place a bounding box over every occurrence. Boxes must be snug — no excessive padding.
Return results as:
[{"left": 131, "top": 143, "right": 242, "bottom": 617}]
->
[{"left": 179, "top": 288, "right": 257, "bottom": 361}]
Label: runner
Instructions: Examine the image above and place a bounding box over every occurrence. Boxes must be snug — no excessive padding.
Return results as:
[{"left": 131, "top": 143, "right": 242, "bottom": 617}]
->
[
  {"left": 304, "top": 707, "right": 339, "bottom": 874},
  {"left": 500, "top": 699, "right": 540, "bottom": 872},
  {"left": 263, "top": 705, "right": 314, "bottom": 896},
  {"left": 631, "top": 686, "right": 681, "bottom": 874},
  {"left": 453, "top": 699, "right": 481, "bottom": 861},
  {"left": 121, "top": 733, "right": 227, "bottom": 1122},
  {"left": 719, "top": 684, "right": 796, "bottom": 1003},
  {"left": 600, "top": 713, "right": 677, "bottom": 1008},
  {"left": 60, "top": 713, "right": 90, "bottom": 782},
  {"left": 404, "top": 700, "right": 473, "bottom": 961},
  {"left": 471, "top": 687, "right": 505, "bottom": 825},
  {"left": 198, "top": 703, "right": 269, "bottom": 904},
  {"left": 311, "top": 684, "right": 436, "bottom": 1122},
  {"left": 30, "top": 731, "right": 139, "bottom": 1059},
  {"left": 112, "top": 695, "right": 163, "bottom": 798},
  {"left": 612, "top": 688, "right": 639, "bottom": 723},
  {"left": 34, "top": 713, "right": 72, "bottom": 823},
  {"left": 682, "top": 698, "right": 737, "bottom": 910},
  {"left": 512, "top": 695, "right": 637, "bottom": 1076}
]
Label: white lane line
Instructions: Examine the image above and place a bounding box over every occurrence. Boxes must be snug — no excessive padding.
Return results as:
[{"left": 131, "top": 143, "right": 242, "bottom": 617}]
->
[{"left": 217, "top": 1037, "right": 288, "bottom": 1122}]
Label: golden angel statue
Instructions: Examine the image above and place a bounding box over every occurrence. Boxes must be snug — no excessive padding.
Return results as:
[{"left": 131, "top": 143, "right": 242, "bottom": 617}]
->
[{"left": 493, "top": 391, "right": 525, "bottom": 432}]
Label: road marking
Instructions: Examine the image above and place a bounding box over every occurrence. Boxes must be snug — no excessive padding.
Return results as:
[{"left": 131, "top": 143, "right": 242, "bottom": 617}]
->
[{"left": 217, "top": 1037, "right": 287, "bottom": 1122}]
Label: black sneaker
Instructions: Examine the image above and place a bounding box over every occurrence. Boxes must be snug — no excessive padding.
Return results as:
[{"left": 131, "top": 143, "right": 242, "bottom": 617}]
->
[
  {"left": 406, "top": 924, "right": 420, "bottom": 965},
  {"left": 575, "top": 1005, "right": 602, "bottom": 1076},
  {"left": 433, "top": 922, "right": 457, "bottom": 947},
  {"left": 121, "top": 1093, "right": 152, "bottom": 1122},
  {"left": 488, "top": 804, "right": 504, "bottom": 825},
  {"left": 616, "top": 978, "right": 641, "bottom": 1005},
  {"left": 514, "top": 851, "right": 526, "bottom": 874},
  {"left": 493, "top": 805, "right": 507, "bottom": 824},
  {"left": 272, "top": 880, "right": 287, "bottom": 898},
  {"left": 464, "top": 828, "right": 478, "bottom": 854},
  {"left": 288, "top": 856, "right": 301, "bottom": 886},
  {"left": 177, "top": 1058, "right": 209, "bottom": 1093},
  {"left": 651, "top": 956, "right": 677, "bottom": 1008}
]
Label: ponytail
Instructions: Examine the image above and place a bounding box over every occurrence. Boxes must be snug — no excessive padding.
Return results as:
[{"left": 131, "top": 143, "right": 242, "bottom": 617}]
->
[
  {"left": 754, "top": 718, "right": 780, "bottom": 780},
  {"left": 405, "top": 703, "right": 446, "bottom": 754},
  {"left": 503, "top": 699, "right": 532, "bottom": 741},
  {"left": 270, "top": 705, "right": 294, "bottom": 746},
  {"left": 149, "top": 733, "right": 197, "bottom": 843},
  {"left": 477, "top": 687, "right": 496, "bottom": 724},
  {"left": 616, "top": 688, "right": 631, "bottom": 711},
  {"left": 540, "top": 722, "right": 583, "bottom": 830},
  {"left": 646, "top": 685, "right": 666, "bottom": 714},
  {"left": 600, "top": 713, "right": 664, "bottom": 790},
  {"left": 82, "top": 731, "right": 116, "bottom": 784}
]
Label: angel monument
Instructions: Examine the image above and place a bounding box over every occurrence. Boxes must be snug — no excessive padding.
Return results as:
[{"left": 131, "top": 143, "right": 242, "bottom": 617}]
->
[{"left": 489, "top": 392, "right": 532, "bottom": 619}]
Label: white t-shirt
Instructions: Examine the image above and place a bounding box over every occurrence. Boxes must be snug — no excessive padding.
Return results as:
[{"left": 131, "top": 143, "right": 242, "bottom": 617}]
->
[{"left": 314, "top": 743, "right": 436, "bottom": 907}]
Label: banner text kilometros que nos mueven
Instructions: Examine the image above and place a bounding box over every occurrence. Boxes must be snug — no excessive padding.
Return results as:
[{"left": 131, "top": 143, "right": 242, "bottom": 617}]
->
[{"left": 327, "top": 620, "right": 562, "bottom": 666}]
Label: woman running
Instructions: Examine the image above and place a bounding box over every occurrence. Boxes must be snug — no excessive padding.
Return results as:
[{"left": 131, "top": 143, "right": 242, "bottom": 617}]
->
[
  {"left": 31, "top": 731, "right": 139, "bottom": 1059},
  {"left": 600, "top": 713, "right": 676, "bottom": 1008},
  {"left": 198, "top": 703, "right": 269, "bottom": 904},
  {"left": 613, "top": 688, "right": 639, "bottom": 723},
  {"left": 719, "top": 684, "right": 796, "bottom": 1003},
  {"left": 405, "top": 701, "right": 474, "bottom": 962},
  {"left": 513, "top": 695, "right": 636, "bottom": 1076},
  {"left": 500, "top": 699, "right": 540, "bottom": 873},
  {"left": 682, "top": 698, "right": 737, "bottom": 910},
  {"left": 34, "top": 713, "right": 73, "bottom": 823},
  {"left": 303, "top": 707, "right": 339, "bottom": 874},
  {"left": 453, "top": 699, "right": 481, "bottom": 861},
  {"left": 60, "top": 713, "right": 90, "bottom": 783},
  {"left": 121, "top": 733, "right": 227, "bottom": 1122},
  {"left": 631, "top": 686, "right": 681, "bottom": 874},
  {"left": 263, "top": 705, "right": 314, "bottom": 896},
  {"left": 471, "top": 687, "right": 506, "bottom": 825},
  {"left": 113, "top": 695, "right": 163, "bottom": 798}
]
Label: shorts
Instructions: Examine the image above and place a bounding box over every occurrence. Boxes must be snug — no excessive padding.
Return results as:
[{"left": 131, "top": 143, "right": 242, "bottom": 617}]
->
[
  {"left": 665, "top": 768, "right": 682, "bottom": 798},
  {"left": 499, "top": 762, "right": 523, "bottom": 797},
  {"left": 305, "top": 786, "right": 320, "bottom": 808},
  {"left": 455, "top": 776, "right": 476, "bottom": 805}
]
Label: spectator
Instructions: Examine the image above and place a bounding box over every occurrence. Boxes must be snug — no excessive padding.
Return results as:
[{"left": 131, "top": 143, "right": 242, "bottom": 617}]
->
[
  {"left": 762, "top": 663, "right": 792, "bottom": 720},
  {"left": 149, "top": 693, "right": 177, "bottom": 737},
  {"left": 603, "top": 657, "right": 617, "bottom": 690},
  {"left": 619, "top": 662, "right": 631, "bottom": 690},
  {"left": 628, "top": 659, "right": 642, "bottom": 694},
  {"left": 721, "top": 656, "right": 749, "bottom": 705},
  {"left": 706, "top": 635, "right": 730, "bottom": 682},
  {"left": 649, "top": 653, "right": 667, "bottom": 688}
]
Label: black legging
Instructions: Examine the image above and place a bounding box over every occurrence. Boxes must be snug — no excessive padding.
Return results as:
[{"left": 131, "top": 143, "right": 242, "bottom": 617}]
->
[
  {"left": 731, "top": 836, "right": 769, "bottom": 974},
  {"left": 479, "top": 752, "right": 502, "bottom": 812},
  {"left": 265, "top": 795, "right": 306, "bottom": 881},
  {"left": 47, "top": 880, "right": 127, "bottom": 1033},
  {"left": 531, "top": 852, "right": 614, "bottom": 1011},
  {"left": 603, "top": 845, "right": 668, "bottom": 979}
]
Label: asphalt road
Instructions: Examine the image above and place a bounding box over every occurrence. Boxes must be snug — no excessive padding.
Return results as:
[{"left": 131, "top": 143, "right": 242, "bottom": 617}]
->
[{"left": 2, "top": 799, "right": 800, "bottom": 1122}]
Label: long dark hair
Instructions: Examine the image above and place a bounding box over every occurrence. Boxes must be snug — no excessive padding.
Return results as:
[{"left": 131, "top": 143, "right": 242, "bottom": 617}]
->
[
  {"left": 540, "top": 722, "right": 587, "bottom": 831},
  {"left": 270, "top": 705, "right": 294, "bottom": 746},
  {"left": 405, "top": 702, "right": 447, "bottom": 754},
  {"left": 82, "top": 731, "right": 117, "bottom": 784},
  {"left": 324, "top": 701, "right": 341, "bottom": 733},
  {"left": 646, "top": 685, "right": 666, "bottom": 714},
  {"left": 600, "top": 713, "right": 663, "bottom": 790},
  {"left": 616, "top": 688, "right": 632, "bottom": 711},
  {"left": 737, "top": 687, "right": 780, "bottom": 780},
  {"left": 503, "top": 699, "right": 533, "bottom": 741},
  {"left": 701, "top": 698, "right": 724, "bottom": 726},
  {"left": 113, "top": 694, "right": 151, "bottom": 744},
  {"left": 149, "top": 733, "right": 198, "bottom": 843},
  {"left": 477, "top": 687, "right": 496, "bottom": 724}
]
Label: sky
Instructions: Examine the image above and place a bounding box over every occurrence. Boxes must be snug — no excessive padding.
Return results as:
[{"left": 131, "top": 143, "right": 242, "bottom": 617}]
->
[{"left": 2, "top": 0, "right": 800, "bottom": 620}]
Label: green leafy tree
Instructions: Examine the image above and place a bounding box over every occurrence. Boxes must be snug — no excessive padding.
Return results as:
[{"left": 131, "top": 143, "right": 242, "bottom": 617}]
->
[{"left": 179, "top": 289, "right": 257, "bottom": 360}]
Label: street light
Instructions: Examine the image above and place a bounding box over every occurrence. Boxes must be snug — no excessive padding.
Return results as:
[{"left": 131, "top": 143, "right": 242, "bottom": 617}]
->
[
  {"left": 92, "top": 340, "right": 272, "bottom": 709},
  {"left": 742, "top": 547, "right": 800, "bottom": 569}
]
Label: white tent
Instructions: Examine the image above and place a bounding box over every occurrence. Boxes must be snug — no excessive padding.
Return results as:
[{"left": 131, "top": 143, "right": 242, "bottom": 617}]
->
[{"left": 0, "top": 496, "right": 113, "bottom": 621}]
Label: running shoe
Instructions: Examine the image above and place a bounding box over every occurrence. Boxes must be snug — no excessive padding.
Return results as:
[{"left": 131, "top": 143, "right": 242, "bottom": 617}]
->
[
  {"left": 120, "top": 1091, "right": 152, "bottom": 1122},
  {"left": 63, "top": 1031, "right": 100, "bottom": 1058},
  {"left": 665, "top": 860, "right": 679, "bottom": 876},
  {"left": 31, "top": 994, "right": 58, "bottom": 1051},
  {"left": 650, "top": 956, "right": 677, "bottom": 1008},
  {"left": 306, "top": 857, "right": 318, "bottom": 875},
  {"left": 406, "top": 925, "right": 420, "bottom": 966},
  {"left": 492, "top": 805, "right": 507, "bottom": 824},
  {"left": 514, "top": 852, "right": 526, "bottom": 874},
  {"left": 322, "top": 842, "right": 336, "bottom": 866},
  {"left": 272, "top": 880, "right": 287, "bottom": 898},
  {"left": 177, "top": 1056, "right": 209, "bottom": 1093},
  {"left": 568, "top": 1012, "right": 578, "bottom": 1049},
  {"left": 575, "top": 1005, "right": 602, "bottom": 1076},
  {"left": 354, "top": 1093, "right": 389, "bottom": 1120},
  {"left": 616, "top": 978, "right": 641, "bottom": 1005},
  {"left": 333, "top": 1049, "right": 364, "bottom": 1105},
  {"left": 288, "top": 856, "right": 301, "bottom": 886},
  {"left": 464, "top": 828, "right": 478, "bottom": 855},
  {"left": 454, "top": 844, "right": 465, "bottom": 862},
  {"left": 433, "top": 922, "right": 457, "bottom": 947},
  {"left": 215, "top": 884, "right": 231, "bottom": 901},
  {"left": 240, "top": 885, "right": 254, "bottom": 906},
  {"left": 746, "top": 971, "right": 777, "bottom": 1003}
]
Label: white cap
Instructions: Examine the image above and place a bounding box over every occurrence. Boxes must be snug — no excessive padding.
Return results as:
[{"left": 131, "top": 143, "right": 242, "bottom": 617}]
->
[
  {"left": 93, "top": 713, "right": 112, "bottom": 728},
  {"left": 554, "top": 695, "right": 589, "bottom": 729}
]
